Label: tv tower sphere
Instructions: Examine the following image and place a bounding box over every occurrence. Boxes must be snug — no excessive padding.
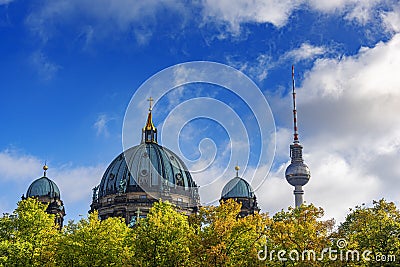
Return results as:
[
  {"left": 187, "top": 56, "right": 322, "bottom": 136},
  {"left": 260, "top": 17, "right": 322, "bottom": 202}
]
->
[{"left": 285, "top": 145, "right": 310, "bottom": 187}]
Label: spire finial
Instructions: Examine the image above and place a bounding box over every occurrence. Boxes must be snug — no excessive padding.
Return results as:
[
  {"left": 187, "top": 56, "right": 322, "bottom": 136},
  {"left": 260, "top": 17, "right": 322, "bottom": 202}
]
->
[
  {"left": 235, "top": 164, "right": 240, "bottom": 177},
  {"left": 147, "top": 96, "right": 154, "bottom": 111},
  {"left": 43, "top": 161, "right": 48, "bottom": 176},
  {"left": 142, "top": 96, "right": 157, "bottom": 143},
  {"left": 292, "top": 65, "right": 299, "bottom": 143}
]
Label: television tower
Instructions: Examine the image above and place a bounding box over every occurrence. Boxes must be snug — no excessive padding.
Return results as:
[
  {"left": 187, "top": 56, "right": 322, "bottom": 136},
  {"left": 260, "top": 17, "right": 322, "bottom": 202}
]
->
[{"left": 285, "top": 66, "right": 311, "bottom": 207}]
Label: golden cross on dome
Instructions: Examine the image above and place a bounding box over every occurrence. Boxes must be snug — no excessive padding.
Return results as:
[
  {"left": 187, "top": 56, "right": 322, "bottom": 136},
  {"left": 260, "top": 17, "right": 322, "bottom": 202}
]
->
[{"left": 147, "top": 97, "right": 154, "bottom": 111}]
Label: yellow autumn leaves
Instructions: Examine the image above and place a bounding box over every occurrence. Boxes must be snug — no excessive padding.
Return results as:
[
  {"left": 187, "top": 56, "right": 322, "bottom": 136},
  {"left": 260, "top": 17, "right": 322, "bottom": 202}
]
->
[{"left": 1, "top": 198, "right": 399, "bottom": 266}]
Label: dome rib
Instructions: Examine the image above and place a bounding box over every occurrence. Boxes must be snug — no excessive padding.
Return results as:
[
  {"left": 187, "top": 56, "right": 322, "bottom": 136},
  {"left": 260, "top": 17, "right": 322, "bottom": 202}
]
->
[
  {"left": 151, "top": 143, "right": 164, "bottom": 185},
  {"left": 115, "top": 154, "right": 126, "bottom": 190},
  {"left": 127, "top": 146, "right": 140, "bottom": 187}
]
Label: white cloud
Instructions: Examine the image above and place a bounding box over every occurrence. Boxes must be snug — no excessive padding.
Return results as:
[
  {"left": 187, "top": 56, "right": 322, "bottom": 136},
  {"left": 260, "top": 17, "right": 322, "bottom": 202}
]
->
[
  {"left": 194, "top": 164, "right": 227, "bottom": 205},
  {"left": 306, "top": 151, "right": 382, "bottom": 223},
  {"left": 201, "top": 0, "right": 396, "bottom": 36},
  {"left": 283, "top": 43, "right": 327, "bottom": 62},
  {"left": 276, "top": 33, "right": 400, "bottom": 222},
  {"left": 226, "top": 54, "right": 274, "bottom": 82},
  {"left": 25, "top": 0, "right": 187, "bottom": 44},
  {"left": 201, "top": 0, "right": 302, "bottom": 33},
  {"left": 227, "top": 43, "right": 326, "bottom": 83},
  {"left": 94, "top": 114, "right": 115, "bottom": 137},
  {"left": 0, "top": 150, "right": 47, "bottom": 215},
  {"left": 0, "top": 149, "right": 43, "bottom": 181},
  {"left": 301, "top": 34, "right": 400, "bottom": 102},
  {"left": 382, "top": 3, "right": 400, "bottom": 33},
  {"left": 0, "top": 149, "right": 105, "bottom": 221},
  {"left": 30, "top": 51, "right": 60, "bottom": 80},
  {"left": 0, "top": 0, "right": 13, "bottom": 5},
  {"left": 306, "top": 0, "right": 349, "bottom": 12},
  {"left": 249, "top": 32, "right": 400, "bottom": 224},
  {"left": 343, "top": 2, "right": 377, "bottom": 24},
  {"left": 24, "top": 0, "right": 398, "bottom": 43},
  {"left": 246, "top": 163, "right": 291, "bottom": 214},
  {"left": 306, "top": 0, "right": 383, "bottom": 23},
  {"left": 133, "top": 27, "right": 154, "bottom": 46},
  {"left": 53, "top": 164, "right": 105, "bottom": 204}
]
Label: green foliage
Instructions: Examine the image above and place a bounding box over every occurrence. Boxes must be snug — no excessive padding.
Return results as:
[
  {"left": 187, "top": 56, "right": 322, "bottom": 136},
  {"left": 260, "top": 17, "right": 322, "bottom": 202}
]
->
[
  {"left": 133, "top": 200, "right": 193, "bottom": 267},
  {"left": 190, "top": 199, "right": 270, "bottom": 267},
  {"left": 338, "top": 199, "right": 400, "bottom": 266},
  {"left": 1, "top": 197, "right": 400, "bottom": 267},
  {"left": 56, "top": 211, "right": 132, "bottom": 267},
  {"left": 0, "top": 197, "right": 59, "bottom": 267},
  {"left": 267, "top": 204, "right": 335, "bottom": 266}
]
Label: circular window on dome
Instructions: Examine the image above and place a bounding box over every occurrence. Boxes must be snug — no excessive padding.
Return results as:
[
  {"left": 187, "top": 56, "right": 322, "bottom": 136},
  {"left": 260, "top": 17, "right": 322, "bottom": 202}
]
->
[
  {"left": 175, "top": 173, "right": 182, "bottom": 180},
  {"left": 109, "top": 173, "right": 115, "bottom": 180},
  {"left": 141, "top": 169, "right": 148, "bottom": 176},
  {"left": 170, "top": 155, "right": 175, "bottom": 160},
  {"left": 142, "top": 152, "right": 148, "bottom": 158}
]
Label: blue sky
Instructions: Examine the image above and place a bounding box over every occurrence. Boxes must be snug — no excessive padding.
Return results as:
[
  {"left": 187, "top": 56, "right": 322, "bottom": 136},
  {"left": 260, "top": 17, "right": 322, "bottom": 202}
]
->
[{"left": 1, "top": 0, "right": 400, "bottom": 223}]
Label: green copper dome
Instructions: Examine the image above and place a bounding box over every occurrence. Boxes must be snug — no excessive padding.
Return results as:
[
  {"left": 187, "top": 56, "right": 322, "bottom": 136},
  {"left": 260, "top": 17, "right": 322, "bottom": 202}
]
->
[
  {"left": 98, "top": 142, "right": 198, "bottom": 198},
  {"left": 26, "top": 176, "right": 61, "bottom": 199},
  {"left": 221, "top": 177, "right": 255, "bottom": 199}
]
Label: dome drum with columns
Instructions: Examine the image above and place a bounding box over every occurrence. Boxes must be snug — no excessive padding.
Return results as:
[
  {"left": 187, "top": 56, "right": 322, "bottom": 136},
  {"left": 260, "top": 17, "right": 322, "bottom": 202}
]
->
[{"left": 90, "top": 98, "right": 200, "bottom": 224}]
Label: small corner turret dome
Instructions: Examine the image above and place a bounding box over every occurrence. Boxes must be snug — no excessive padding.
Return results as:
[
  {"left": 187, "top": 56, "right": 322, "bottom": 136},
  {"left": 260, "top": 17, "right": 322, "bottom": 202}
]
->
[
  {"left": 221, "top": 177, "right": 255, "bottom": 199},
  {"left": 26, "top": 176, "right": 61, "bottom": 198}
]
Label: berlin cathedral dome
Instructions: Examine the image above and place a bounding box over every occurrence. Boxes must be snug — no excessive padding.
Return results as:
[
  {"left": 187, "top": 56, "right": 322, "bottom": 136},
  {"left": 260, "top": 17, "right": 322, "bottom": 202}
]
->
[
  {"left": 90, "top": 100, "right": 200, "bottom": 225},
  {"left": 97, "top": 144, "right": 198, "bottom": 199}
]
